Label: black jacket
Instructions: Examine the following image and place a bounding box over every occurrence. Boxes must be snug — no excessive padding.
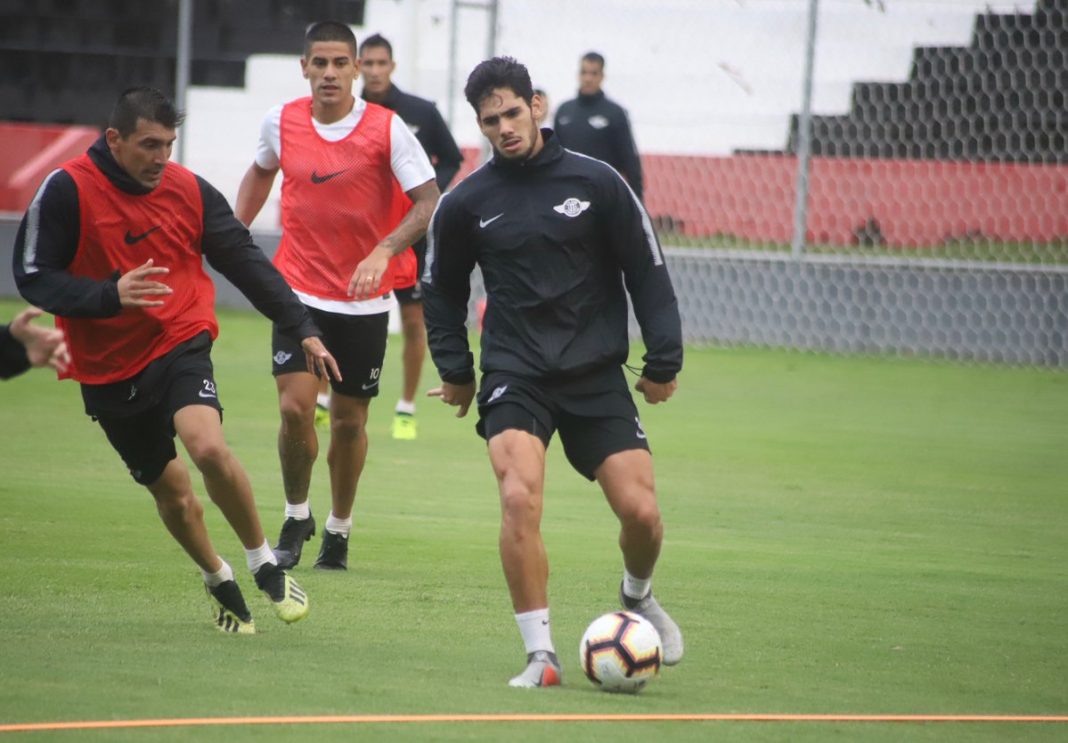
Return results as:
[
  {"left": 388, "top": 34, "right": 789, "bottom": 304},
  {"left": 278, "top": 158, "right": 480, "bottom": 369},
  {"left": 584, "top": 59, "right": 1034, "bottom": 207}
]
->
[
  {"left": 0, "top": 325, "right": 30, "bottom": 380},
  {"left": 553, "top": 90, "right": 644, "bottom": 201},
  {"left": 363, "top": 84, "right": 464, "bottom": 192},
  {"left": 12, "top": 136, "right": 318, "bottom": 343},
  {"left": 423, "top": 131, "right": 681, "bottom": 386}
]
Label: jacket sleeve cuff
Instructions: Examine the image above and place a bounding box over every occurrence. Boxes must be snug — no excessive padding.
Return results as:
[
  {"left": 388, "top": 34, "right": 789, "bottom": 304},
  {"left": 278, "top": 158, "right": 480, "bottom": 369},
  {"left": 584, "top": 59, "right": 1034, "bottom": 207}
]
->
[
  {"left": 641, "top": 366, "right": 676, "bottom": 385},
  {"left": 442, "top": 368, "right": 476, "bottom": 385}
]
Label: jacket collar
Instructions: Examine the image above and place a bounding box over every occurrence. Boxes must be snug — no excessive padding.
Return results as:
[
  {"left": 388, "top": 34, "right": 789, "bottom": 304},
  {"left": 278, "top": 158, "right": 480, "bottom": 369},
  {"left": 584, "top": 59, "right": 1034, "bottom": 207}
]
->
[
  {"left": 491, "top": 128, "right": 564, "bottom": 172},
  {"left": 576, "top": 90, "right": 606, "bottom": 104},
  {"left": 361, "top": 83, "right": 403, "bottom": 109},
  {"left": 87, "top": 135, "right": 157, "bottom": 196}
]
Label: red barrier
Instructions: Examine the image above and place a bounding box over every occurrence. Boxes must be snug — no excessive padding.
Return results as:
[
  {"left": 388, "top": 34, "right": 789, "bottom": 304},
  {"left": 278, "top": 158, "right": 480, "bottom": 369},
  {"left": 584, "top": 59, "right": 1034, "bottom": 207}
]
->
[
  {"left": 0, "top": 122, "right": 100, "bottom": 213},
  {"left": 457, "top": 147, "right": 1068, "bottom": 247},
  {"left": 643, "top": 153, "right": 1068, "bottom": 247}
]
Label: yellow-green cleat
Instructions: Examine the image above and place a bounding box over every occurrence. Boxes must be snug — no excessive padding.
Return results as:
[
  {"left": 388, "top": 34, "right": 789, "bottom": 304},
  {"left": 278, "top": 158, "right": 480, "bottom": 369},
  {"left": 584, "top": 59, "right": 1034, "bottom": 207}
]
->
[
  {"left": 391, "top": 412, "right": 417, "bottom": 440},
  {"left": 314, "top": 402, "right": 330, "bottom": 428},
  {"left": 206, "top": 580, "right": 256, "bottom": 635},
  {"left": 254, "top": 562, "right": 309, "bottom": 624}
]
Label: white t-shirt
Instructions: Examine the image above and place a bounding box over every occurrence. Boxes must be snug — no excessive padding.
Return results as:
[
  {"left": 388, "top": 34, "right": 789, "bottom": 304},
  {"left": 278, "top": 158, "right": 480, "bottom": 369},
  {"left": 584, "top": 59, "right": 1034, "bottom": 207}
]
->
[{"left": 256, "top": 98, "right": 435, "bottom": 315}]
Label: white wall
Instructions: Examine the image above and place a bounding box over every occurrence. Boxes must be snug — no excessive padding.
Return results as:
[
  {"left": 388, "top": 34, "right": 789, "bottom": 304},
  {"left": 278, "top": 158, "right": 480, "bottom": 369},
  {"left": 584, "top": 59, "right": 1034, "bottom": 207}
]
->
[{"left": 183, "top": 0, "right": 1036, "bottom": 231}]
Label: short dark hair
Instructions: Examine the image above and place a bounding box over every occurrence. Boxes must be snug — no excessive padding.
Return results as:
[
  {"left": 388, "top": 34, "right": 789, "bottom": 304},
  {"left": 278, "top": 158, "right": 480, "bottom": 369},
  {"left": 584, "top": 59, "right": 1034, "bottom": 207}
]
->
[
  {"left": 464, "top": 56, "right": 534, "bottom": 112},
  {"left": 359, "top": 33, "right": 393, "bottom": 58},
  {"left": 304, "top": 21, "right": 357, "bottom": 57},
  {"left": 581, "top": 51, "right": 605, "bottom": 69},
  {"left": 108, "top": 87, "right": 184, "bottom": 137}
]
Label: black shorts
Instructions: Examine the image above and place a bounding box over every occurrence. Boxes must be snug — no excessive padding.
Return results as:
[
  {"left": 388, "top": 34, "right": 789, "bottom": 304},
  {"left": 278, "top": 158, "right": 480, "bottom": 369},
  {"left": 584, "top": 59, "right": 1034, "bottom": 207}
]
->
[
  {"left": 475, "top": 367, "right": 650, "bottom": 481},
  {"left": 272, "top": 306, "right": 389, "bottom": 398},
  {"left": 83, "top": 332, "right": 224, "bottom": 486},
  {"left": 395, "top": 238, "right": 427, "bottom": 305}
]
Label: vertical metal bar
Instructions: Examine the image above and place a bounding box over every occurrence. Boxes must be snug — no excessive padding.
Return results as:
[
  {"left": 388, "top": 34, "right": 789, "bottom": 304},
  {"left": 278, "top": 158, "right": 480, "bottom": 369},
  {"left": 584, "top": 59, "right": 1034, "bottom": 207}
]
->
[
  {"left": 791, "top": 0, "right": 819, "bottom": 259},
  {"left": 447, "top": 0, "right": 460, "bottom": 128},
  {"left": 486, "top": 0, "right": 499, "bottom": 58},
  {"left": 174, "top": 0, "right": 193, "bottom": 165}
]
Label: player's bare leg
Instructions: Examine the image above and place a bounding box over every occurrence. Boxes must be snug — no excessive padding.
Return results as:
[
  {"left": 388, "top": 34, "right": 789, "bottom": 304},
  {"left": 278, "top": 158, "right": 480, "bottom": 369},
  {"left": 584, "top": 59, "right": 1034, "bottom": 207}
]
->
[
  {"left": 488, "top": 430, "right": 561, "bottom": 687},
  {"left": 273, "top": 372, "right": 320, "bottom": 568},
  {"left": 176, "top": 403, "right": 308, "bottom": 624},
  {"left": 313, "top": 391, "right": 370, "bottom": 570},
  {"left": 597, "top": 449, "right": 683, "bottom": 665},
  {"left": 175, "top": 405, "right": 265, "bottom": 549}
]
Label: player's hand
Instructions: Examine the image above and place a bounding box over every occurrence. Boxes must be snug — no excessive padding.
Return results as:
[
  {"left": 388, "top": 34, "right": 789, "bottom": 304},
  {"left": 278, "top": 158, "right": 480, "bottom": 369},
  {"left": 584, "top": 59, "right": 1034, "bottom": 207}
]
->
[
  {"left": 117, "top": 259, "right": 172, "bottom": 308},
  {"left": 635, "top": 376, "right": 677, "bottom": 404},
  {"left": 9, "top": 307, "right": 70, "bottom": 373},
  {"left": 427, "top": 380, "right": 476, "bottom": 418},
  {"left": 301, "top": 337, "right": 342, "bottom": 382},
  {"left": 348, "top": 245, "right": 393, "bottom": 299}
]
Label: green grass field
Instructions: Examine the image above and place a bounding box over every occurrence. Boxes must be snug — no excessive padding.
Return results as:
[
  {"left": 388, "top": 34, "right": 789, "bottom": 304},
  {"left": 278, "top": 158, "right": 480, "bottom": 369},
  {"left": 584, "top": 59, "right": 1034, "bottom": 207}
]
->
[{"left": 1, "top": 300, "right": 1065, "bottom": 742}]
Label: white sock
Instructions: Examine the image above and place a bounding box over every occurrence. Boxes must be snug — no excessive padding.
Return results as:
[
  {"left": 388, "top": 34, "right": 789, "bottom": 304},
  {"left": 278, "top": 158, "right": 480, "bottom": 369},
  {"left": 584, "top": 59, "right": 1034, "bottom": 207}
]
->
[
  {"left": 285, "top": 501, "right": 311, "bottom": 520},
  {"left": 515, "top": 608, "right": 554, "bottom": 655},
  {"left": 622, "top": 568, "right": 652, "bottom": 602},
  {"left": 395, "top": 399, "right": 416, "bottom": 415},
  {"left": 245, "top": 540, "right": 277, "bottom": 573},
  {"left": 316, "top": 392, "right": 331, "bottom": 408},
  {"left": 325, "top": 513, "right": 352, "bottom": 537},
  {"left": 202, "top": 558, "right": 234, "bottom": 587}
]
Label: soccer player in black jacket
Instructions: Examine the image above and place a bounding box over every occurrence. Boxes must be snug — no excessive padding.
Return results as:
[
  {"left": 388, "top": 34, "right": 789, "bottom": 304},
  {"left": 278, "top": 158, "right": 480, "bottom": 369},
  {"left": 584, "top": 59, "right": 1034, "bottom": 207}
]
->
[{"left": 423, "top": 57, "right": 684, "bottom": 687}]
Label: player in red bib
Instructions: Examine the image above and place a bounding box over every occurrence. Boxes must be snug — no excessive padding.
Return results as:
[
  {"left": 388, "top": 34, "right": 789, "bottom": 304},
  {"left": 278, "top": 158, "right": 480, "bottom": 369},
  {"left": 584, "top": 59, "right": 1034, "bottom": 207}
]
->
[
  {"left": 235, "top": 21, "right": 439, "bottom": 571},
  {"left": 13, "top": 87, "right": 341, "bottom": 634}
]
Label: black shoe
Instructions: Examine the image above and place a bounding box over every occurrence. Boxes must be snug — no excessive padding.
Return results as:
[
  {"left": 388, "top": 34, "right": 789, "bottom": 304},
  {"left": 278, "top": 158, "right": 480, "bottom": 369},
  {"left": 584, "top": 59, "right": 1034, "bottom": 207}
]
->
[
  {"left": 314, "top": 530, "right": 349, "bottom": 570},
  {"left": 273, "top": 514, "right": 316, "bottom": 569},
  {"left": 206, "top": 579, "right": 255, "bottom": 634}
]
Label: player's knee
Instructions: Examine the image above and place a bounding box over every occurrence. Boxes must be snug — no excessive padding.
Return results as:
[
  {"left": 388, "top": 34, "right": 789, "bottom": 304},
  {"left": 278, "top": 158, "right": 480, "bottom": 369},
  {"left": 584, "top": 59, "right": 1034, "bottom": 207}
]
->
[
  {"left": 279, "top": 397, "right": 313, "bottom": 430},
  {"left": 620, "top": 496, "right": 662, "bottom": 535},
  {"left": 154, "top": 487, "right": 202, "bottom": 524},
  {"left": 329, "top": 414, "right": 365, "bottom": 441},
  {"left": 186, "top": 439, "right": 232, "bottom": 476}
]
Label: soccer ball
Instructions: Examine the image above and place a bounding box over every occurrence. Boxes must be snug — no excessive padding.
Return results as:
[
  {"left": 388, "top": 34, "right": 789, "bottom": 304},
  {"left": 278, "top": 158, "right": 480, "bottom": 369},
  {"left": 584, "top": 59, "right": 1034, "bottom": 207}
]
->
[{"left": 579, "top": 611, "right": 662, "bottom": 693}]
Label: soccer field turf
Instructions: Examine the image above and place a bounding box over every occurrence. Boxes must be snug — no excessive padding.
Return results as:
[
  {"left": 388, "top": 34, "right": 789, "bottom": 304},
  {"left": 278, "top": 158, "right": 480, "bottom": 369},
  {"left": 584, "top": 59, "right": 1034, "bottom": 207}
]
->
[{"left": 0, "top": 301, "right": 1065, "bottom": 742}]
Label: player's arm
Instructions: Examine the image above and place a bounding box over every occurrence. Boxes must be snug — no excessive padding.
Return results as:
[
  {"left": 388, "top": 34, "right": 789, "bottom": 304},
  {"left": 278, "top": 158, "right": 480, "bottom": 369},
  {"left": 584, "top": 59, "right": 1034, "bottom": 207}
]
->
[
  {"left": 234, "top": 162, "right": 278, "bottom": 227},
  {"left": 601, "top": 169, "right": 682, "bottom": 395},
  {"left": 197, "top": 177, "right": 340, "bottom": 380},
  {"left": 615, "top": 108, "right": 644, "bottom": 202},
  {"left": 350, "top": 117, "right": 441, "bottom": 298},
  {"left": 426, "top": 104, "right": 464, "bottom": 191},
  {"left": 422, "top": 191, "right": 477, "bottom": 390},
  {"left": 13, "top": 169, "right": 129, "bottom": 318}
]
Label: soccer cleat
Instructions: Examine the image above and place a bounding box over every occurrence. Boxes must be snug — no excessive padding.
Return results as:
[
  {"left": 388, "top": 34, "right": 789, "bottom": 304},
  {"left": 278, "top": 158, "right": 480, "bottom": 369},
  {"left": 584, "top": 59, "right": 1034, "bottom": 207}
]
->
[
  {"left": 314, "top": 401, "right": 330, "bottom": 428},
  {"left": 391, "top": 412, "right": 417, "bottom": 440},
  {"left": 508, "top": 650, "right": 562, "bottom": 688},
  {"left": 314, "top": 530, "right": 349, "bottom": 570},
  {"left": 206, "top": 580, "right": 255, "bottom": 635},
  {"left": 253, "top": 562, "right": 309, "bottom": 623},
  {"left": 621, "top": 585, "right": 684, "bottom": 665},
  {"left": 273, "top": 513, "right": 316, "bottom": 569}
]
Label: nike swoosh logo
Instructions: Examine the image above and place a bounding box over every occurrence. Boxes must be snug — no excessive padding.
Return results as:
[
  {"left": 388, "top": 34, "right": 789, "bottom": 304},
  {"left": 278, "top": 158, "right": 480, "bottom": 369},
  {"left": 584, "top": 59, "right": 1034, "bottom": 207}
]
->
[
  {"left": 198, "top": 390, "right": 217, "bottom": 398},
  {"left": 124, "top": 226, "right": 161, "bottom": 244},
  {"left": 479, "top": 213, "right": 504, "bottom": 228},
  {"left": 361, "top": 381, "right": 380, "bottom": 391},
  {"left": 311, "top": 169, "right": 347, "bottom": 184}
]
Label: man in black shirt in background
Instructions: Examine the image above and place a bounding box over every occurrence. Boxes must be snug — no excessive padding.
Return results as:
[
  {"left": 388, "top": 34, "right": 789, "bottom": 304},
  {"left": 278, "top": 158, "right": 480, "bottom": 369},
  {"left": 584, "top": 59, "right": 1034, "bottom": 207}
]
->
[{"left": 554, "top": 51, "right": 644, "bottom": 201}]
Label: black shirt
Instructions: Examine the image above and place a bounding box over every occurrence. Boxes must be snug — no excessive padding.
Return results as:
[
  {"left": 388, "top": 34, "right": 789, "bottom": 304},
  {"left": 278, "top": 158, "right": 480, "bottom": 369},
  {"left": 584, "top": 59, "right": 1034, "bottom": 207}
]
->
[
  {"left": 423, "top": 131, "right": 681, "bottom": 386},
  {"left": 362, "top": 84, "right": 464, "bottom": 192},
  {"left": 553, "top": 90, "right": 644, "bottom": 201}
]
